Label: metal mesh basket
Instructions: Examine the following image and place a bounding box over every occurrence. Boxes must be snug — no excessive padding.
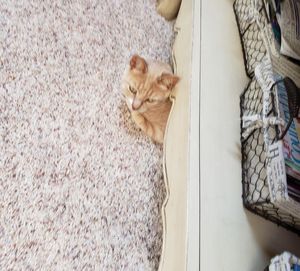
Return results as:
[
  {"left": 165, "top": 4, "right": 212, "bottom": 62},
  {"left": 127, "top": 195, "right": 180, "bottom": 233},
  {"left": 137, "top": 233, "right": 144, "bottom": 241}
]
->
[
  {"left": 240, "top": 77, "right": 300, "bottom": 235},
  {"left": 233, "top": 0, "right": 269, "bottom": 77}
]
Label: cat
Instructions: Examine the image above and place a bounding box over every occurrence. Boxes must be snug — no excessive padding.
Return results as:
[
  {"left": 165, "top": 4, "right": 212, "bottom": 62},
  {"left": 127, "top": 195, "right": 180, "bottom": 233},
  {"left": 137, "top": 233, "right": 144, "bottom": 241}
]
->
[{"left": 122, "top": 54, "right": 179, "bottom": 143}]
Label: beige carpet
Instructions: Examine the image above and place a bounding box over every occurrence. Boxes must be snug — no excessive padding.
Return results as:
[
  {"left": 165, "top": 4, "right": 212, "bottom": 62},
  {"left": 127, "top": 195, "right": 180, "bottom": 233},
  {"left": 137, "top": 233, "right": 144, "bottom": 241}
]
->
[{"left": 0, "top": 1, "right": 174, "bottom": 270}]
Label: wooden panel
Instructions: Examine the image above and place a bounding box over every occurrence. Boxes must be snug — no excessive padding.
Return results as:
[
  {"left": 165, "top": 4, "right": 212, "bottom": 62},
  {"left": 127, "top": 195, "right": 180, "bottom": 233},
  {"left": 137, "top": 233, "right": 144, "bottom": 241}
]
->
[{"left": 158, "top": 0, "right": 193, "bottom": 270}]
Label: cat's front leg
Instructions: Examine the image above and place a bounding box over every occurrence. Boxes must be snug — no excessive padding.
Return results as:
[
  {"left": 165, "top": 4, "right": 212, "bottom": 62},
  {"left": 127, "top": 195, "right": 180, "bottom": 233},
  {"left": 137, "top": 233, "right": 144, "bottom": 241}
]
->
[
  {"left": 131, "top": 112, "right": 148, "bottom": 133},
  {"left": 131, "top": 112, "right": 163, "bottom": 143}
]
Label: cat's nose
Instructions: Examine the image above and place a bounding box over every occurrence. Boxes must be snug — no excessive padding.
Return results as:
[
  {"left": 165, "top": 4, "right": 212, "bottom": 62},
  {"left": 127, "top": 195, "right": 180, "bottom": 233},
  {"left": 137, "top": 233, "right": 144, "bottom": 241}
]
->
[
  {"left": 132, "top": 98, "right": 142, "bottom": 111},
  {"left": 132, "top": 104, "right": 141, "bottom": 111}
]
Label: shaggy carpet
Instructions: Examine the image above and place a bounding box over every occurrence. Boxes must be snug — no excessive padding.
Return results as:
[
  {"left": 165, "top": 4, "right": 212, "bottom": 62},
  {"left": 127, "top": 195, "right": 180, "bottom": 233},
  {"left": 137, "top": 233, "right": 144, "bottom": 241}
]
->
[{"left": 0, "top": 1, "right": 174, "bottom": 270}]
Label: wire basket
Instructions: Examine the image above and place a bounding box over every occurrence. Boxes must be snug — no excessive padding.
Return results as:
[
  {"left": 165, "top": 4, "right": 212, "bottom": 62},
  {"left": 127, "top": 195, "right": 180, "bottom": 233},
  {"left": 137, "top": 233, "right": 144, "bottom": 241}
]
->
[
  {"left": 240, "top": 76, "right": 300, "bottom": 235},
  {"left": 233, "top": 0, "right": 269, "bottom": 78}
]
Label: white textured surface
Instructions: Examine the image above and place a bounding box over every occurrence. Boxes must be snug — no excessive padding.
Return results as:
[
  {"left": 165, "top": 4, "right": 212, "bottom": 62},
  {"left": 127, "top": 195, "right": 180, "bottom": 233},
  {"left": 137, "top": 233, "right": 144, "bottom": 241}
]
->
[{"left": 0, "top": 1, "right": 174, "bottom": 270}]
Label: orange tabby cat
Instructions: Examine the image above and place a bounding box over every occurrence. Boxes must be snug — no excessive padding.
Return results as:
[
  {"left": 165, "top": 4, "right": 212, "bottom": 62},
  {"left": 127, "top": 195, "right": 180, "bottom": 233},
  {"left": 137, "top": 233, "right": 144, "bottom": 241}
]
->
[{"left": 122, "top": 54, "right": 179, "bottom": 143}]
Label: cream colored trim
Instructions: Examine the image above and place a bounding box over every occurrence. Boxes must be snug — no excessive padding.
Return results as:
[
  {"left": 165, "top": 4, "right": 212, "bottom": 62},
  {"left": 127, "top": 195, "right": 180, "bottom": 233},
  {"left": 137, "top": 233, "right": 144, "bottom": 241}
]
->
[
  {"left": 187, "top": 0, "right": 200, "bottom": 269},
  {"left": 159, "top": 95, "right": 175, "bottom": 270},
  {"left": 158, "top": 0, "right": 193, "bottom": 270}
]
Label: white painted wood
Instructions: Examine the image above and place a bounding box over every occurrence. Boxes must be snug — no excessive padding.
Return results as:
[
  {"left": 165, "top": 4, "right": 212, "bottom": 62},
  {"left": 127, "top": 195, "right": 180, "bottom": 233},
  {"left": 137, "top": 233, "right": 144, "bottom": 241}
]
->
[
  {"left": 187, "top": 0, "right": 200, "bottom": 270},
  {"left": 200, "top": 0, "right": 300, "bottom": 270},
  {"left": 159, "top": 0, "right": 193, "bottom": 270}
]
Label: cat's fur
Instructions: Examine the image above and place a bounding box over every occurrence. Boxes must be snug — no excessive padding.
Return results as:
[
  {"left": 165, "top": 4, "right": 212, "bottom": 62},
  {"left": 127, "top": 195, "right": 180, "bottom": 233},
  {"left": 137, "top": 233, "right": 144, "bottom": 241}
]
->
[{"left": 122, "top": 55, "right": 179, "bottom": 143}]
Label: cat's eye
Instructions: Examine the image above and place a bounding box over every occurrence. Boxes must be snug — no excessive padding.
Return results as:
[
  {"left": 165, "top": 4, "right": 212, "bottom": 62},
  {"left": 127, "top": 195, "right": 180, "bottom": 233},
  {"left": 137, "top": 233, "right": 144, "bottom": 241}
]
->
[
  {"left": 146, "top": 98, "right": 155, "bottom": 103},
  {"left": 129, "top": 86, "right": 137, "bottom": 94}
]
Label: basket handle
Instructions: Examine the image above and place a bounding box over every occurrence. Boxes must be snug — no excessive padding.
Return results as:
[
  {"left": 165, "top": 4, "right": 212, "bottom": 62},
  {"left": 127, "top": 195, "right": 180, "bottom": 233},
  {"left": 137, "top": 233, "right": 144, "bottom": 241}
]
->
[{"left": 272, "top": 77, "right": 300, "bottom": 140}]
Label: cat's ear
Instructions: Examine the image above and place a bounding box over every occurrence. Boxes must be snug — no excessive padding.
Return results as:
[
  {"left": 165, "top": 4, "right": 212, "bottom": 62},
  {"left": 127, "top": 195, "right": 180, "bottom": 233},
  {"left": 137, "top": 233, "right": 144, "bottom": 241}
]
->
[
  {"left": 157, "top": 73, "right": 180, "bottom": 90},
  {"left": 130, "top": 55, "right": 148, "bottom": 73}
]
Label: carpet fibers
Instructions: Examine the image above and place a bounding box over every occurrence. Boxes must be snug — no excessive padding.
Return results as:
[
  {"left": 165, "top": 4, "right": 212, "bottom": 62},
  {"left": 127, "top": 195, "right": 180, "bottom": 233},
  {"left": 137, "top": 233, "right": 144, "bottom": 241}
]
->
[{"left": 0, "top": 1, "right": 174, "bottom": 270}]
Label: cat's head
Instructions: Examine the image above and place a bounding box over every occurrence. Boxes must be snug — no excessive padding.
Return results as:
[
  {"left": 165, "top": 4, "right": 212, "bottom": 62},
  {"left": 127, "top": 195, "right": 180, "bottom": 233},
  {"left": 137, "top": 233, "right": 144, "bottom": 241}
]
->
[{"left": 122, "top": 55, "right": 179, "bottom": 113}]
